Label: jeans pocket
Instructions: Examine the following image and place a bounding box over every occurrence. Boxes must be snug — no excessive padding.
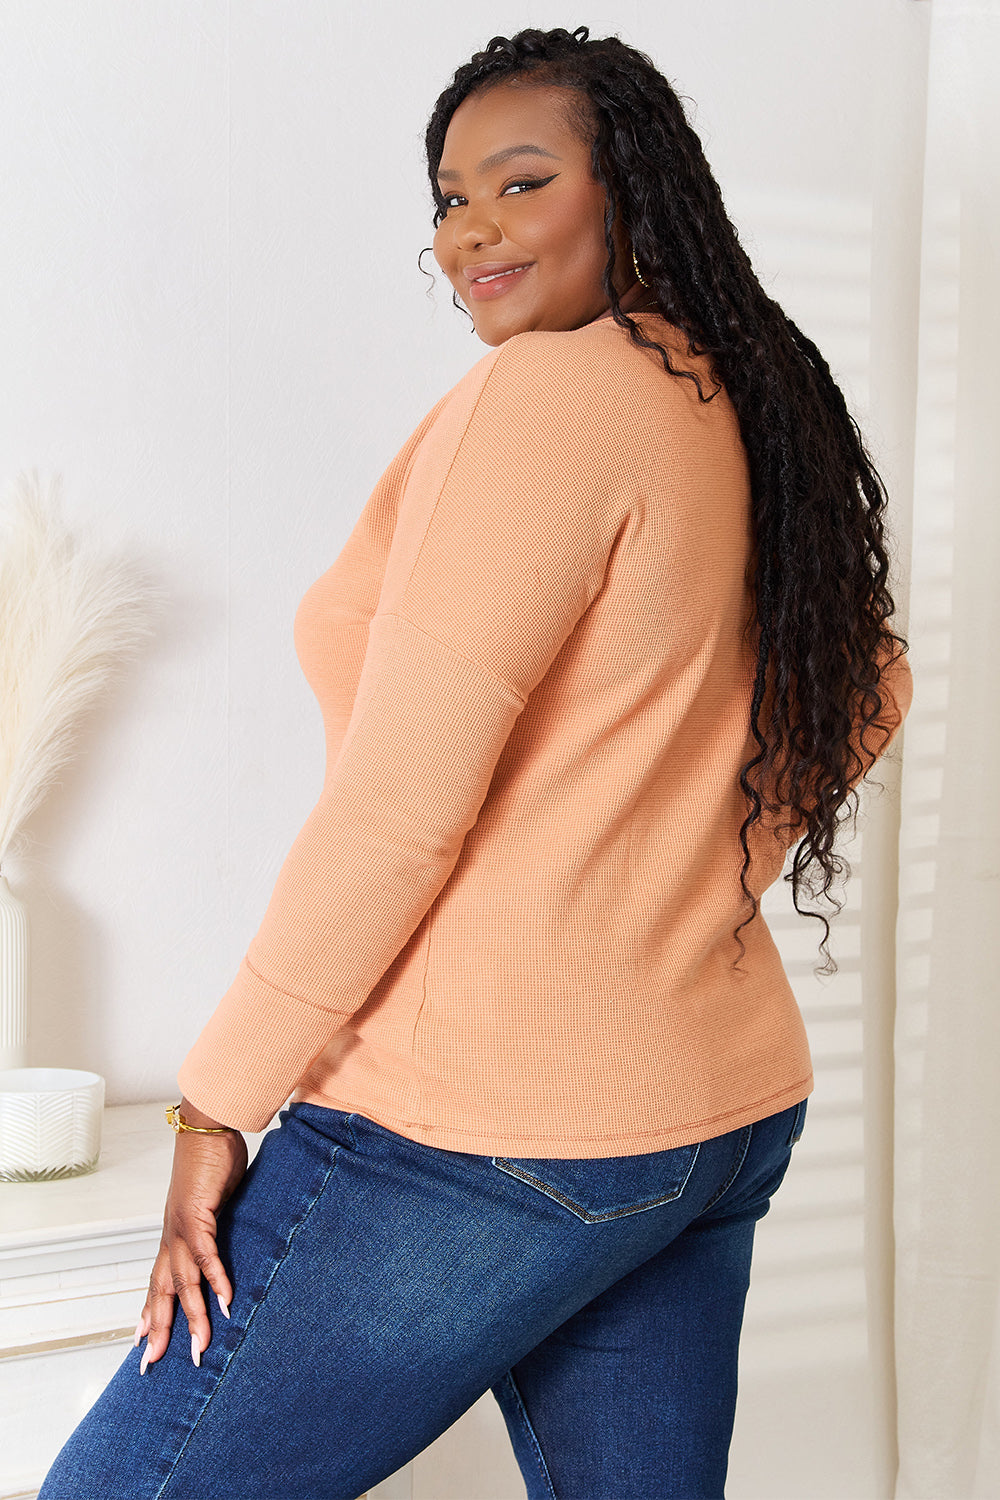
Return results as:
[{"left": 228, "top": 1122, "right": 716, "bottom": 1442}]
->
[
  {"left": 786, "top": 1097, "right": 808, "bottom": 1148},
  {"left": 491, "top": 1141, "right": 701, "bottom": 1223}
]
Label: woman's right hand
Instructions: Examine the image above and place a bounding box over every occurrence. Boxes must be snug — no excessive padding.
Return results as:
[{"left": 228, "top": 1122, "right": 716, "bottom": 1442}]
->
[{"left": 135, "top": 1101, "right": 249, "bottom": 1373}]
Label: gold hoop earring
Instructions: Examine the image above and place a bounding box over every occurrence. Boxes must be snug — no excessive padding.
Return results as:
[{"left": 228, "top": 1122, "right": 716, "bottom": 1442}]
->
[{"left": 632, "top": 246, "right": 649, "bottom": 288}]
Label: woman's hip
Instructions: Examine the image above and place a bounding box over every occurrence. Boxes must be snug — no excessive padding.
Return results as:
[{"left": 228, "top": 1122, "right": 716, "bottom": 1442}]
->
[{"left": 38, "top": 1094, "right": 806, "bottom": 1499}]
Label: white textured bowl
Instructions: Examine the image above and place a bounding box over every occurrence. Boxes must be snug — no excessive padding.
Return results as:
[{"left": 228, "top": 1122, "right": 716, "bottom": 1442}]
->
[{"left": 0, "top": 1068, "right": 105, "bottom": 1182}]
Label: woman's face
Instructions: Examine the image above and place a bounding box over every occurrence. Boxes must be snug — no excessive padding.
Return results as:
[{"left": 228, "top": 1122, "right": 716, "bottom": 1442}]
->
[{"left": 432, "top": 81, "right": 649, "bottom": 346}]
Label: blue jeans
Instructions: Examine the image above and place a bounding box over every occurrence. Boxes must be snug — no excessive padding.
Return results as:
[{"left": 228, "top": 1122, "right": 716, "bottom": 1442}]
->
[{"left": 39, "top": 1095, "right": 808, "bottom": 1500}]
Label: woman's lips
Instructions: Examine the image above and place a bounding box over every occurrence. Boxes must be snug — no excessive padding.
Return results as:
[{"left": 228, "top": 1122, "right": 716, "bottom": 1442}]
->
[{"left": 465, "top": 263, "right": 533, "bottom": 301}]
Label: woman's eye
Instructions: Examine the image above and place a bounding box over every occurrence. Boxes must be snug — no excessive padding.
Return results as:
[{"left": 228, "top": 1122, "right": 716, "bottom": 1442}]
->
[{"left": 440, "top": 175, "right": 556, "bottom": 212}]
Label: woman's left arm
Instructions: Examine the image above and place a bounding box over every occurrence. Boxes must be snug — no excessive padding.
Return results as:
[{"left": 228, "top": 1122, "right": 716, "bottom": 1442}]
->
[{"left": 177, "top": 331, "right": 635, "bottom": 1132}]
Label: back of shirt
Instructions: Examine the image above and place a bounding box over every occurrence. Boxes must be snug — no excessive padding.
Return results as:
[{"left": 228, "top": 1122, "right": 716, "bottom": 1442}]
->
[{"left": 178, "top": 309, "right": 912, "bottom": 1155}]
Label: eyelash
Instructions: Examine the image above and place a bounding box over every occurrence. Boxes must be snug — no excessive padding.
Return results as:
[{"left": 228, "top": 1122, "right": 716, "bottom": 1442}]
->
[{"left": 440, "top": 175, "right": 556, "bottom": 212}]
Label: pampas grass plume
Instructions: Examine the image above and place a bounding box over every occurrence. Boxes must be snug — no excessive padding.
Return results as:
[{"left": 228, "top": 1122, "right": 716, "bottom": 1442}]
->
[{"left": 0, "top": 470, "right": 160, "bottom": 866}]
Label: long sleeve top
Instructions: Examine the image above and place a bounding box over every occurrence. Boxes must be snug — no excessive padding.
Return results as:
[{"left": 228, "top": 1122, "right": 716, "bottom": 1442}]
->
[{"left": 177, "top": 307, "right": 913, "bottom": 1157}]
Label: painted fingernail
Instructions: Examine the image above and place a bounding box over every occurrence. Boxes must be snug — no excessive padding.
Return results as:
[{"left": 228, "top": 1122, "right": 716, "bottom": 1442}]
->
[
  {"left": 133, "top": 1317, "right": 144, "bottom": 1347},
  {"left": 140, "top": 1348, "right": 151, "bottom": 1375},
  {"left": 191, "top": 1334, "right": 201, "bottom": 1368},
  {"left": 217, "top": 1295, "right": 230, "bottom": 1320}
]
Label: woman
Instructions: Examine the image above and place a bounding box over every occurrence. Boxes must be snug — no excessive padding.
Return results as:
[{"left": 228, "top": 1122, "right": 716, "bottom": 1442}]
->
[{"left": 40, "top": 24, "right": 912, "bottom": 1500}]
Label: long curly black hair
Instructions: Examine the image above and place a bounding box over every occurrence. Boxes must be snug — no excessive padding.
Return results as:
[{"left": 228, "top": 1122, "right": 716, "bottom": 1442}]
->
[{"left": 420, "top": 25, "right": 908, "bottom": 974}]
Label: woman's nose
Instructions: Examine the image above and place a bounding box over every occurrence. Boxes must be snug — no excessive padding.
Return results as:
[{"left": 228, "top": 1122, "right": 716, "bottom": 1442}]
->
[{"left": 453, "top": 206, "right": 503, "bottom": 251}]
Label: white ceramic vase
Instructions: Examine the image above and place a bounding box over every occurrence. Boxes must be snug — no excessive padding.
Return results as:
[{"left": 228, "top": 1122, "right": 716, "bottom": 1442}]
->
[{"left": 0, "top": 874, "right": 28, "bottom": 1071}]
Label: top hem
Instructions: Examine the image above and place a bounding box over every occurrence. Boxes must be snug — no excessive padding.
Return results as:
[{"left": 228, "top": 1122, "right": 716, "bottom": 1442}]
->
[{"left": 289, "top": 1073, "right": 815, "bottom": 1158}]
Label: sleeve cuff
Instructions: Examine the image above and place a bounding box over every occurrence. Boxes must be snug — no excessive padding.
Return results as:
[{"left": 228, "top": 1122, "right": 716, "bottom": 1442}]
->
[{"left": 176, "top": 956, "right": 352, "bottom": 1132}]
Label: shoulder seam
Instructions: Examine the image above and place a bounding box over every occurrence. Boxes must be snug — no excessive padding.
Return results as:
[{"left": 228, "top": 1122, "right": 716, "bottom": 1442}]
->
[{"left": 400, "top": 340, "right": 524, "bottom": 599}]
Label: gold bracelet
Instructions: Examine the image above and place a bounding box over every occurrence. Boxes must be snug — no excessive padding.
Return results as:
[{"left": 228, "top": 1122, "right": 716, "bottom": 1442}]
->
[{"left": 165, "top": 1103, "right": 237, "bottom": 1135}]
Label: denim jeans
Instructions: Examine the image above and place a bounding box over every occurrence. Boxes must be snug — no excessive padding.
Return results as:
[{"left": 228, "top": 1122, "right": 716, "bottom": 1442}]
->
[{"left": 39, "top": 1094, "right": 808, "bottom": 1500}]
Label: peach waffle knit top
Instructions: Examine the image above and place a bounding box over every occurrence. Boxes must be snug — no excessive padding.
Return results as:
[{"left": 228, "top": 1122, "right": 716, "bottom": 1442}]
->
[{"left": 178, "top": 308, "right": 913, "bottom": 1157}]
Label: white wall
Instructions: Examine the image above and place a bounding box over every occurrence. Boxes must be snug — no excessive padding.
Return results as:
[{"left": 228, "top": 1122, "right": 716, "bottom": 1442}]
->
[{"left": 0, "top": 3, "right": 928, "bottom": 1495}]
